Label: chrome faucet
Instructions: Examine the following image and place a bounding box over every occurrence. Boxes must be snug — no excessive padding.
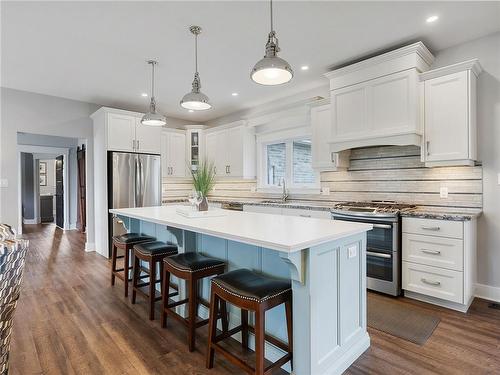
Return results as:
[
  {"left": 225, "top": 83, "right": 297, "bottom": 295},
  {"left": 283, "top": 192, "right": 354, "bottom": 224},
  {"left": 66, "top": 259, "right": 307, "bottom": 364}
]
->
[{"left": 280, "top": 178, "right": 289, "bottom": 203}]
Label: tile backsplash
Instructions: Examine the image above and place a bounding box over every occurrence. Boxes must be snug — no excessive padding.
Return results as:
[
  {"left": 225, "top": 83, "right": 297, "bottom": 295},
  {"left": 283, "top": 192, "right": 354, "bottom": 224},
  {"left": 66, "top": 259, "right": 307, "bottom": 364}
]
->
[{"left": 163, "top": 145, "right": 482, "bottom": 210}]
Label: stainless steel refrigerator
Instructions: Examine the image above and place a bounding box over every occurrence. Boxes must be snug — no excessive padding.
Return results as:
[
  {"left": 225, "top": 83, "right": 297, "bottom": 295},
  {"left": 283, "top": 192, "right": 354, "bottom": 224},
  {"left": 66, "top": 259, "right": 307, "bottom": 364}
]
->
[{"left": 108, "top": 151, "right": 161, "bottom": 254}]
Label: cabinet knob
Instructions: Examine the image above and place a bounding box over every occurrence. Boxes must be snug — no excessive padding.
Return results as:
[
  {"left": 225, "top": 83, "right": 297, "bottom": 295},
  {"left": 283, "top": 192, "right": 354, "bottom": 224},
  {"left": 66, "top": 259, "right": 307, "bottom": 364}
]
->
[{"left": 426, "top": 141, "right": 430, "bottom": 156}]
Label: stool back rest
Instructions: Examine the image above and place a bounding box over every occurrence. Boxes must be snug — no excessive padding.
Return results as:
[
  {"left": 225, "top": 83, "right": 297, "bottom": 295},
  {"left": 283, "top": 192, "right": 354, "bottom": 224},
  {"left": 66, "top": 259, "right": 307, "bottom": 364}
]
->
[{"left": 0, "top": 228, "right": 29, "bottom": 374}]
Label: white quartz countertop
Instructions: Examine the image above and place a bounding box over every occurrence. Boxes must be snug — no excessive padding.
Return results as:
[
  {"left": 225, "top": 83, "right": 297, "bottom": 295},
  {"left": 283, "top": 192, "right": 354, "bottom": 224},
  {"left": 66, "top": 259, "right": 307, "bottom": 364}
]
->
[{"left": 110, "top": 205, "right": 372, "bottom": 253}]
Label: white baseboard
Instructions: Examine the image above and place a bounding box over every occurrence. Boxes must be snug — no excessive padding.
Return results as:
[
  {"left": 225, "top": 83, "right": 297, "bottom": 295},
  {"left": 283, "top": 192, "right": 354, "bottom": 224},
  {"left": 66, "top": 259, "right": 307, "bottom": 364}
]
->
[
  {"left": 23, "top": 218, "right": 40, "bottom": 225},
  {"left": 84, "top": 242, "right": 95, "bottom": 252},
  {"left": 475, "top": 283, "right": 500, "bottom": 303}
]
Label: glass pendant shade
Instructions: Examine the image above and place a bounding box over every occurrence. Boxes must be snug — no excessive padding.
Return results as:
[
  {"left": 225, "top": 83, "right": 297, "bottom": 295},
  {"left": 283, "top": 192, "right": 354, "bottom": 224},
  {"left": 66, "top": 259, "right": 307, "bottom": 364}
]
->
[
  {"left": 180, "top": 26, "right": 212, "bottom": 111},
  {"left": 141, "top": 60, "right": 166, "bottom": 126}
]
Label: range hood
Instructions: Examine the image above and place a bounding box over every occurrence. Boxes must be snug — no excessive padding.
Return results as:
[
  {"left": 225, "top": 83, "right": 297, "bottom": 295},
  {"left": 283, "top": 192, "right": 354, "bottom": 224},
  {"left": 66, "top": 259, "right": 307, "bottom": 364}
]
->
[{"left": 324, "top": 42, "right": 435, "bottom": 152}]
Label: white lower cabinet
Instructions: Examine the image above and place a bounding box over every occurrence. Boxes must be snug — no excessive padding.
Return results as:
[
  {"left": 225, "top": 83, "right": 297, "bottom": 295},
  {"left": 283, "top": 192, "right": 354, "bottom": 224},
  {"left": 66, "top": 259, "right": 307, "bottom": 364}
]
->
[
  {"left": 402, "top": 217, "right": 476, "bottom": 312},
  {"left": 402, "top": 262, "right": 463, "bottom": 304}
]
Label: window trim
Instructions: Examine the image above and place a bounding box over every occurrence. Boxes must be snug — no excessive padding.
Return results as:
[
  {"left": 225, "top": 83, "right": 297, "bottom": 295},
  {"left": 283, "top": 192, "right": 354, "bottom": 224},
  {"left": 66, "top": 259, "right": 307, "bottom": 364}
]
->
[{"left": 256, "top": 128, "right": 320, "bottom": 193}]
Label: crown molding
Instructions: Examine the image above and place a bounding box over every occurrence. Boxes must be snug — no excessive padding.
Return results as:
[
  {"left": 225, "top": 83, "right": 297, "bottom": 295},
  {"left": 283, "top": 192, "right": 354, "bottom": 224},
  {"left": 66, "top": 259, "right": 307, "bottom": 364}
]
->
[{"left": 419, "top": 59, "right": 483, "bottom": 81}]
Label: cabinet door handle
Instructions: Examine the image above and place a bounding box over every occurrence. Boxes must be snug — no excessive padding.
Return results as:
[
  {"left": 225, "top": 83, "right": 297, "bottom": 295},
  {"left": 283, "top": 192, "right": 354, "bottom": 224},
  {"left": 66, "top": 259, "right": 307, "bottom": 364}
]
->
[
  {"left": 214, "top": 166, "right": 217, "bottom": 175},
  {"left": 421, "top": 226, "right": 441, "bottom": 231},
  {"left": 132, "top": 140, "right": 136, "bottom": 150},
  {"left": 228, "top": 165, "right": 231, "bottom": 174},
  {"left": 421, "top": 249, "right": 441, "bottom": 255},
  {"left": 421, "top": 278, "right": 441, "bottom": 286},
  {"left": 137, "top": 140, "right": 140, "bottom": 150},
  {"left": 299, "top": 214, "right": 311, "bottom": 218},
  {"left": 331, "top": 152, "right": 335, "bottom": 163},
  {"left": 367, "top": 251, "right": 392, "bottom": 259},
  {"left": 171, "top": 166, "right": 174, "bottom": 175},
  {"left": 426, "top": 141, "right": 430, "bottom": 156}
]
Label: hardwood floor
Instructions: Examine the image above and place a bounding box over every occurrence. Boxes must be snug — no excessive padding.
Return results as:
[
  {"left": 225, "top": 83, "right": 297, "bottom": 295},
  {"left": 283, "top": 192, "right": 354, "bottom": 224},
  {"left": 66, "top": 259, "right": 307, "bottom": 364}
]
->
[{"left": 10, "top": 224, "right": 500, "bottom": 375}]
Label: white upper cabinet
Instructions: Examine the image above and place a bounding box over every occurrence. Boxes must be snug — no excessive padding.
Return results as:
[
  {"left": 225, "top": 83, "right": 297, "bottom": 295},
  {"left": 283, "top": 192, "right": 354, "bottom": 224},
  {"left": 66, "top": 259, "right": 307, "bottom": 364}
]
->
[
  {"left": 104, "top": 109, "right": 162, "bottom": 154},
  {"left": 420, "top": 60, "right": 482, "bottom": 167},
  {"left": 205, "top": 121, "right": 255, "bottom": 179},
  {"left": 325, "top": 42, "right": 434, "bottom": 152},
  {"left": 310, "top": 102, "right": 350, "bottom": 171},
  {"left": 135, "top": 118, "right": 162, "bottom": 154},
  {"left": 107, "top": 113, "right": 136, "bottom": 152},
  {"left": 161, "top": 130, "right": 187, "bottom": 178}
]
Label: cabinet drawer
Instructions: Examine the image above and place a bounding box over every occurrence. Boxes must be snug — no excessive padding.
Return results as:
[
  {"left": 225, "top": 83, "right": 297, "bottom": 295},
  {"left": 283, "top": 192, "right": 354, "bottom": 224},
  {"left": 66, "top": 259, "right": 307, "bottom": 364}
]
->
[
  {"left": 403, "top": 217, "right": 463, "bottom": 239},
  {"left": 402, "top": 234, "right": 463, "bottom": 271},
  {"left": 402, "top": 261, "right": 463, "bottom": 303}
]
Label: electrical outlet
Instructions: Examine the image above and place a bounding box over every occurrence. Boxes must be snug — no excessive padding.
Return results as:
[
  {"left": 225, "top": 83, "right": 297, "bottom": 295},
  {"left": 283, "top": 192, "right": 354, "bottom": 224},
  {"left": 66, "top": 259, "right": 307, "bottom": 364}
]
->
[
  {"left": 348, "top": 245, "right": 357, "bottom": 258},
  {"left": 321, "top": 187, "right": 330, "bottom": 195},
  {"left": 440, "top": 186, "right": 448, "bottom": 198},
  {"left": 0, "top": 179, "right": 8, "bottom": 188}
]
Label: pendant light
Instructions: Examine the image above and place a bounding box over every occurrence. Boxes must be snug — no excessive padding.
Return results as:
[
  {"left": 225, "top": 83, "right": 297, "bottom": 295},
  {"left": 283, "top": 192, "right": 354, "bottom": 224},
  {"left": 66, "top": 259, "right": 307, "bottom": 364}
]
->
[
  {"left": 251, "top": 0, "right": 293, "bottom": 85},
  {"left": 141, "top": 60, "right": 167, "bottom": 126},
  {"left": 180, "top": 26, "right": 212, "bottom": 111}
]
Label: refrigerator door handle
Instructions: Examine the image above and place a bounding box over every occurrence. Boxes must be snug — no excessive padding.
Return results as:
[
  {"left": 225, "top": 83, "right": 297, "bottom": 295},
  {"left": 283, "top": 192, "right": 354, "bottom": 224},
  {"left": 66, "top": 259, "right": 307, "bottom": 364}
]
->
[
  {"left": 134, "top": 157, "right": 140, "bottom": 207},
  {"left": 139, "top": 159, "right": 144, "bottom": 207}
]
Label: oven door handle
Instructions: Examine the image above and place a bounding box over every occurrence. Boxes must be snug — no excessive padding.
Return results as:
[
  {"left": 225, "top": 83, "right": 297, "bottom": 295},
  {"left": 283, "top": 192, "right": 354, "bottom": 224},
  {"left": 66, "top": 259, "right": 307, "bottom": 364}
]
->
[
  {"left": 372, "top": 223, "right": 392, "bottom": 229},
  {"left": 367, "top": 251, "right": 392, "bottom": 259}
]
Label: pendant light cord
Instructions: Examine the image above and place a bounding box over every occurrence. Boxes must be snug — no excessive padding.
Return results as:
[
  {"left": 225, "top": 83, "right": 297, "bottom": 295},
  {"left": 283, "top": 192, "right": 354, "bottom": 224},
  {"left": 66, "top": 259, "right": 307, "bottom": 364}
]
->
[
  {"left": 270, "top": 0, "right": 273, "bottom": 33},
  {"left": 151, "top": 62, "right": 155, "bottom": 98},
  {"left": 195, "top": 32, "right": 198, "bottom": 74}
]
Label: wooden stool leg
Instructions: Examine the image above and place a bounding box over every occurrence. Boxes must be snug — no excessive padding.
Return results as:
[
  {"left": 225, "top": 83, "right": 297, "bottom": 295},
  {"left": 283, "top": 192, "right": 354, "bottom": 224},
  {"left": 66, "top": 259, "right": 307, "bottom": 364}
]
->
[
  {"left": 149, "top": 259, "right": 156, "bottom": 320},
  {"left": 241, "top": 309, "right": 249, "bottom": 350},
  {"left": 220, "top": 300, "right": 229, "bottom": 334},
  {"left": 206, "top": 289, "right": 219, "bottom": 369},
  {"left": 159, "top": 260, "right": 164, "bottom": 299},
  {"left": 161, "top": 267, "right": 170, "bottom": 328},
  {"left": 124, "top": 246, "right": 130, "bottom": 297},
  {"left": 285, "top": 298, "right": 293, "bottom": 370},
  {"left": 111, "top": 243, "right": 117, "bottom": 286},
  {"left": 187, "top": 276, "right": 198, "bottom": 352},
  {"left": 255, "top": 307, "right": 266, "bottom": 375},
  {"left": 131, "top": 254, "right": 139, "bottom": 304}
]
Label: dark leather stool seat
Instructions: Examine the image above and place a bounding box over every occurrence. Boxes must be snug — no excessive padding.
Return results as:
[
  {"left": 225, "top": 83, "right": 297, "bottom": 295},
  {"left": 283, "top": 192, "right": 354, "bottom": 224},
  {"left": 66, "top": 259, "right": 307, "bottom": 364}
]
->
[
  {"left": 162, "top": 252, "right": 227, "bottom": 352},
  {"left": 207, "top": 269, "right": 293, "bottom": 375},
  {"left": 163, "top": 252, "right": 225, "bottom": 273},
  {"left": 211, "top": 269, "right": 291, "bottom": 302},
  {"left": 131, "top": 241, "right": 178, "bottom": 320},
  {"left": 111, "top": 232, "right": 156, "bottom": 298},
  {"left": 134, "top": 241, "right": 178, "bottom": 256},
  {"left": 113, "top": 233, "right": 155, "bottom": 244}
]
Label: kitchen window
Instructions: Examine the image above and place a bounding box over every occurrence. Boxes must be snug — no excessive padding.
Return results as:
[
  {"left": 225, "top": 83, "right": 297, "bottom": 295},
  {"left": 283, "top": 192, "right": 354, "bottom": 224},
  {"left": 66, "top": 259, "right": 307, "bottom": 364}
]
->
[{"left": 262, "top": 138, "right": 318, "bottom": 190}]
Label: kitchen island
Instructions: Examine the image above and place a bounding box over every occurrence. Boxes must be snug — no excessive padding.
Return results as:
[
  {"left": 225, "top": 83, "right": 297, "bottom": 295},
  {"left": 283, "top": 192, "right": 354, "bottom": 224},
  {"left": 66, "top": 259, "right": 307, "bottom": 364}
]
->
[{"left": 110, "top": 205, "right": 372, "bottom": 375}]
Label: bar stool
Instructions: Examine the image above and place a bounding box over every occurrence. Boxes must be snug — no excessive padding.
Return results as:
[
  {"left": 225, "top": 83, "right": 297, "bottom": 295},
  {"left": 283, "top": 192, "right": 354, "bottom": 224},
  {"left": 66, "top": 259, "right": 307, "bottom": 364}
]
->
[
  {"left": 206, "top": 269, "right": 293, "bottom": 375},
  {"left": 131, "top": 241, "right": 179, "bottom": 320},
  {"left": 162, "top": 252, "right": 227, "bottom": 352},
  {"left": 111, "top": 233, "right": 155, "bottom": 297}
]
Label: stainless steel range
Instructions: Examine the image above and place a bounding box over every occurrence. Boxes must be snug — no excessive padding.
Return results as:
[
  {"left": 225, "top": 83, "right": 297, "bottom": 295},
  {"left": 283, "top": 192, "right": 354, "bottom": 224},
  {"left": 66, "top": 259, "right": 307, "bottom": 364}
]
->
[{"left": 331, "top": 201, "right": 415, "bottom": 296}]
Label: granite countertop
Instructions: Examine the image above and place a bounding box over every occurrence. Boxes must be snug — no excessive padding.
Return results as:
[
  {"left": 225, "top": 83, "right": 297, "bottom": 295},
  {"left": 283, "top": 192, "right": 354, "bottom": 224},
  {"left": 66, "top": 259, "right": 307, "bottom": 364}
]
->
[
  {"left": 162, "top": 198, "right": 482, "bottom": 221},
  {"left": 401, "top": 207, "right": 482, "bottom": 221}
]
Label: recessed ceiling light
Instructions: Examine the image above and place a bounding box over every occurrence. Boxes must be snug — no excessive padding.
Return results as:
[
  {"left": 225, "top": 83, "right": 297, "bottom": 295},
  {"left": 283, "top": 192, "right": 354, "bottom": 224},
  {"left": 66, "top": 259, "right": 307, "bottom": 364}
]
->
[
  {"left": 141, "top": 93, "right": 148, "bottom": 97},
  {"left": 301, "top": 65, "right": 309, "bottom": 71},
  {"left": 188, "top": 109, "right": 194, "bottom": 113},
  {"left": 231, "top": 92, "right": 239, "bottom": 96},
  {"left": 426, "top": 15, "right": 439, "bottom": 23}
]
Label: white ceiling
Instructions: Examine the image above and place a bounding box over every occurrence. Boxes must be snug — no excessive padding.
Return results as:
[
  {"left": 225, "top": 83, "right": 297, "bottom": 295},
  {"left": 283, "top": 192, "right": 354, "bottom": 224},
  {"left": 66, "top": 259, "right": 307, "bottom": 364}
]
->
[{"left": 2, "top": 1, "right": 499, "bottom": 122}]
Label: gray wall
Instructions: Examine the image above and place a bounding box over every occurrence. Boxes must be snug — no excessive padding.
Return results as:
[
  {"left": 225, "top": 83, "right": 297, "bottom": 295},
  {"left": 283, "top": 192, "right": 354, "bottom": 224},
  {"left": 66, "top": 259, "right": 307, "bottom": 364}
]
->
[
  {"left": 432, "top": 32, "right": 500, "bottom": 289},
  {"left": 21, "top": 153, "right": 34, "bottom": 220},
  {"left": 0, "top": 88, "right": 98, "bottom": 246}
]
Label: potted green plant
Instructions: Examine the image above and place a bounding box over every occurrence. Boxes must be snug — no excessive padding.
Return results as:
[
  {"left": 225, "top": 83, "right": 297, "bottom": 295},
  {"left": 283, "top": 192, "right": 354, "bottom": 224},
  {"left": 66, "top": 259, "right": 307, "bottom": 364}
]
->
[{"left": 191, "top": 160, "right": 216, "bottom": 211}]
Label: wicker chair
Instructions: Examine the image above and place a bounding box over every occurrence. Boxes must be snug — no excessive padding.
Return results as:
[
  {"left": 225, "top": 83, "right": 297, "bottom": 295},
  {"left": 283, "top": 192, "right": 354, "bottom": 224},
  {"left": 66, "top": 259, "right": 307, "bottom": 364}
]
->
[{"left": 0, "top": 224, "right": 29, "bottom": 375}]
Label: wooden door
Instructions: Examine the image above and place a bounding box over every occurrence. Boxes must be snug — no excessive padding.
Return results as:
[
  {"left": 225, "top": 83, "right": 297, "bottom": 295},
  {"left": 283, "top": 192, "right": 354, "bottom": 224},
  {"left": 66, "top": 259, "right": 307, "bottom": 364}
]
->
[
  {"left": 55, "top": 155, "right": 64, "bottom": 229},
  {"left": 77, "top": 145, "right": 86, "bottom": 232}
]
